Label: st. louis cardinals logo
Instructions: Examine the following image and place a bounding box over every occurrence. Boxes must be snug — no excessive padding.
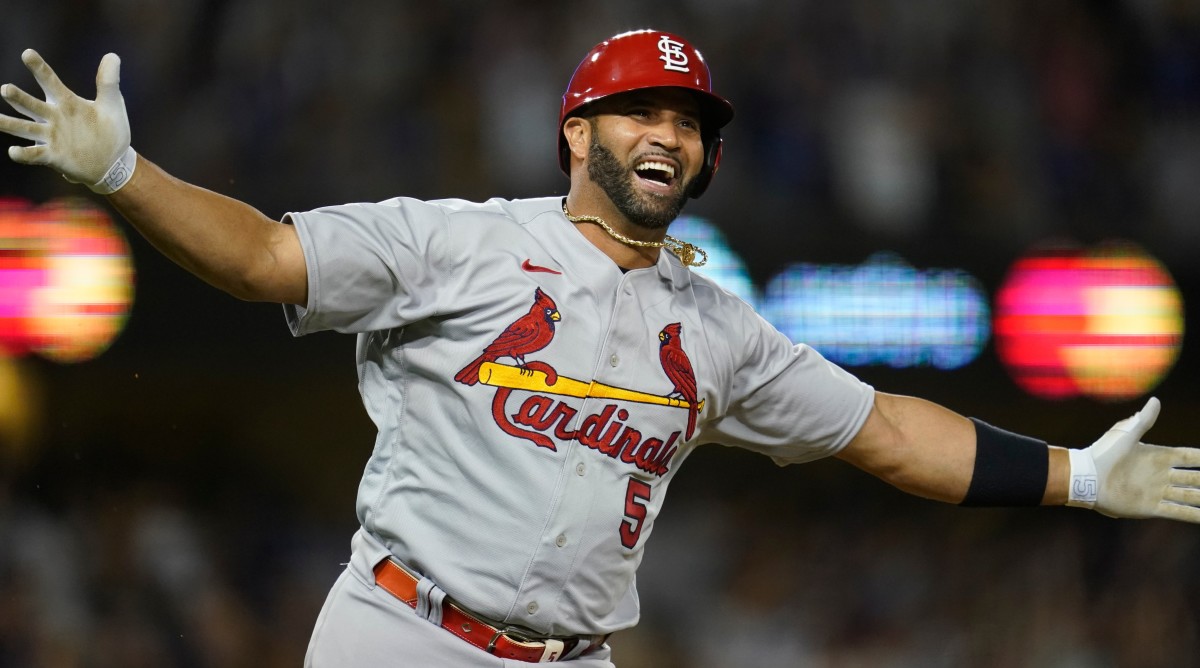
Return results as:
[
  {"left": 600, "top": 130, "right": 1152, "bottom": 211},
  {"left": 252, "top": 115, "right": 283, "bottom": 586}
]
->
[
  {"left": 455, "top": 290, "right": 704, "bottom": 477},
  {"left": 657, "top": 35, "right": 690, "bottom": 73}
]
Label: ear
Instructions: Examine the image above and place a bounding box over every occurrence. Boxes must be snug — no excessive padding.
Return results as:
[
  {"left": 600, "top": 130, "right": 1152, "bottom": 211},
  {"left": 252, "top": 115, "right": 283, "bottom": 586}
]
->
[{"left": 563, "top": 116, "right": 592, "bottom": 165}]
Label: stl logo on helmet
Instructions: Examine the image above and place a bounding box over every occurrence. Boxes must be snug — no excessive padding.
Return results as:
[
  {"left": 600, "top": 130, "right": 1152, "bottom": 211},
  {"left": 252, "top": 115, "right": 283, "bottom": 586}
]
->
[{"left": 657, "top": 35, "right": 690, "bottom": 73}]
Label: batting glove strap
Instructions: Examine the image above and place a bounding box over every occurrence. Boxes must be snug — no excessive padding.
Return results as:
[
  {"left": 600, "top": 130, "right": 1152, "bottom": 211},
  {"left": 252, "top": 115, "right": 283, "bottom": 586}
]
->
[
  {"left": 90, "top": 145, "right": 137, "bottom": 194},
  {"left": 1066, "top": 448, "right": 1098, "bottom": 509}
]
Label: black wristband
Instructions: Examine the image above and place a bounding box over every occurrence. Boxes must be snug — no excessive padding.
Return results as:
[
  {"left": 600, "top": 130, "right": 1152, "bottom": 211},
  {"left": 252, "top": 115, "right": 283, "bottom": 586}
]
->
[{"left": 960, "top": 419, "right": 1049, "bottom": 507}]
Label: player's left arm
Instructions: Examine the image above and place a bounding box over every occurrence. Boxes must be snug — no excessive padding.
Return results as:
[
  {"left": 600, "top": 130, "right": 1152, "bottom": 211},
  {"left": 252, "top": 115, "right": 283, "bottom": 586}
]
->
[
  {"left": 836, "top": 393, "right": 1200, "bottom": 522},
  {"left": 835, "top": 393, "right": 1052, "bottom": 504}
]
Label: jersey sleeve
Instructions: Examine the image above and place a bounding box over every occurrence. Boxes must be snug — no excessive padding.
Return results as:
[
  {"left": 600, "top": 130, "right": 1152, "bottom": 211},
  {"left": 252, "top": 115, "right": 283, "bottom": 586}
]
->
[
  {"left": 705, "top": 310, "right": 875, "bottom": 465},
  {"left": 282, "top": 197, "right": 455, "bottom": 335}
]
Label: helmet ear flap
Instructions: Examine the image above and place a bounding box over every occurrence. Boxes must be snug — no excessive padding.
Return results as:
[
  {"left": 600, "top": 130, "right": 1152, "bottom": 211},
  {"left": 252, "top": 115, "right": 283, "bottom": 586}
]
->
[{"left": 688, "top": 134, "right": 722, "bottom": 199}]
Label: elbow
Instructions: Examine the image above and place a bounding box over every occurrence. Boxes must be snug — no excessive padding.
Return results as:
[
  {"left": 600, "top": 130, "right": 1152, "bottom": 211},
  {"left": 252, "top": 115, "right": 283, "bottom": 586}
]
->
[
  {"left": 226, "top": 282, "right": 262, "bottom": 303},
  {"left": 851, "top": 436, "right": 970, "bottom": 504},
  {"left": 841, "top": 449, "right": 962, "bottom": 504},
  {"left": 840, "top": 442, "right": 927, "bottom": 498},
  {"left": 219, "top": 261, "right": 269, "bottom": 302},
  {"left": 837, "top": 399, "right": 972, "bottom": 504},
  {"left": 224, "top": 246, "right": 306, "bottom": 305},
  {"left": 226, "top": 271, "right": 303, "bottom": 305},
  {"left": 217, "top": 266, "right": 276, "bottom": 303}
]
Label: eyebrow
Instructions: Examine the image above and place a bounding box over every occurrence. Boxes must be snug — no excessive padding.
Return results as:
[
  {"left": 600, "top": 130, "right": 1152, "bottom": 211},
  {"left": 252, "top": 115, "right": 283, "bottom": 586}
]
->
[{"left": 620, "top": 94, "right": 701, "bottom": 117}]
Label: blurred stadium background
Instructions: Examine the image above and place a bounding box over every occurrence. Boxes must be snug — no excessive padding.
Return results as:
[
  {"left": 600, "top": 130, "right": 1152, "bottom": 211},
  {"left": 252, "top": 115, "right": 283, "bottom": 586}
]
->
[{"left": 2, "top": 1, "right": 1198, "bottom": 666}]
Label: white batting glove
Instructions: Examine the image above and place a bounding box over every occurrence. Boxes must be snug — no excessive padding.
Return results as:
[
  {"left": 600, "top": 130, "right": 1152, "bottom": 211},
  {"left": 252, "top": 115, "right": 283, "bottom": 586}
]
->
[
  {"left": 1067, "top": 397, "right": 1200, "bottom": 523},
  {"left": 0, "top": 49, "right": 136, "bottom": 194}
]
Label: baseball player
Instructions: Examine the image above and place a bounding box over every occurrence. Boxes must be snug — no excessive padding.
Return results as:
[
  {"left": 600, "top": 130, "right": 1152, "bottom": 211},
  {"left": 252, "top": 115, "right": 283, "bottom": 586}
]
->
[{"left": 2, "top": 29, "right": 1199, "bottom": 666}]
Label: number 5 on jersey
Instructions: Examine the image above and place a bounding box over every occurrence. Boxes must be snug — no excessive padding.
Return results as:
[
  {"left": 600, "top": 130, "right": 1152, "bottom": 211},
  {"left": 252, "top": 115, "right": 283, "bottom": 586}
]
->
[{"left": 619, "top": 478, "right": 652, "bottom": 549}]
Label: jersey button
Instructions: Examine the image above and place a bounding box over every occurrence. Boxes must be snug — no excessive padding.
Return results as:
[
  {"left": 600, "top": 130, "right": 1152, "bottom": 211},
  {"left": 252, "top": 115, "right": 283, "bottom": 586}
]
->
[
  {"left": 556, "top": 534, "right": 567, "bottom": 548},
  {"left": 609, "top": 354, "right": 619, "bottom": 367},
  {"left": 575, "top": 463, "right": 586, "bottom": 476},
  {"left": 526, "top": 601, "right": 539, "bottom": 615}
]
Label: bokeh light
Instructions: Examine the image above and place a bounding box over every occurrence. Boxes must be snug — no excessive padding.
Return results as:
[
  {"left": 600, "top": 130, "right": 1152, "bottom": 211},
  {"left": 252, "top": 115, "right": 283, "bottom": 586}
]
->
[
  {"left": 994, "top": 242, "right": 1184, "bottom": 401},
  {"left": 670, "top": 215, "right": 759, "bottom": 309},
  {"left": 760, "top": 252, "right": 991, "bottom": 369},
  {"left": 0, "top": 355, "right": 43, "bottom": 463},
  {"left": 0, "top": 197, "right": 135, "bottom": 363},
  {"left": 0, "top": 198, "right": 45, "bottom": 356}
]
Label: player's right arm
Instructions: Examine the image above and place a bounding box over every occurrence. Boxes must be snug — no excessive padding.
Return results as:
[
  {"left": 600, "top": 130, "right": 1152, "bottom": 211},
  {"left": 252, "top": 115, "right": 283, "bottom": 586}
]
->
[
  {"left": 0, "top": 50, "right": 307, "bottom": 305},
  {"left": 106, "top": 155, "right": 307, "bottom": 305}
]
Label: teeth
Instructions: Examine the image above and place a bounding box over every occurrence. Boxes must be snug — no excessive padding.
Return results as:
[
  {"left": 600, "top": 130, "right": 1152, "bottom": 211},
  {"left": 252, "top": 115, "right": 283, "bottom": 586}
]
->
[{"left": 636, "top": 161, "right": 675, "bottom": 179}]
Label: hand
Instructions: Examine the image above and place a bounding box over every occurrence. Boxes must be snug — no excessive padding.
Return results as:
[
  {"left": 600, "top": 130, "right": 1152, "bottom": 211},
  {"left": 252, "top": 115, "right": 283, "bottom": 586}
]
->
[
  {"left": 1068, "top": 397, "right": 1200, "bottom": 522},
  {"left": 0, "top": 49, "right": 136, "bottom": 193}
]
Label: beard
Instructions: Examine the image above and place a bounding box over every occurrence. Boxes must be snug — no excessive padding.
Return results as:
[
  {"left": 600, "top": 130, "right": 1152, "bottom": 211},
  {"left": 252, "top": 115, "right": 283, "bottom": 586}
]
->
[{"left": 586, "top": 135, "right": 690, "bottom": 231}]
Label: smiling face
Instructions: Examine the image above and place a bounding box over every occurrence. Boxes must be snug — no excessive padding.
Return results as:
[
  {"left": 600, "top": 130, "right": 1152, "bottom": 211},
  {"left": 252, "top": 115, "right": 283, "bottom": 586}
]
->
[{"left": 581, "top": 88, "right": 706, "bottom": 230}]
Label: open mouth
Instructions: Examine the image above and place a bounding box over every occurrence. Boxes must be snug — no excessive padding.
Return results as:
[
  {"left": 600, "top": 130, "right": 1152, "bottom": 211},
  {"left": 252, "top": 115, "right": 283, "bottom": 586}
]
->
[{"left": 634, "top": 159, "right": 678, "bottom": 190}]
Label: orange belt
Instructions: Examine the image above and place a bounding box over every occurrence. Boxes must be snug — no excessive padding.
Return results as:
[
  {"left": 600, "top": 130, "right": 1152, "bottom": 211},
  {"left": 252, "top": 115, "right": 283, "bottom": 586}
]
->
[{"left": 372, "top": 559, "right": 606, "bottom": 663}]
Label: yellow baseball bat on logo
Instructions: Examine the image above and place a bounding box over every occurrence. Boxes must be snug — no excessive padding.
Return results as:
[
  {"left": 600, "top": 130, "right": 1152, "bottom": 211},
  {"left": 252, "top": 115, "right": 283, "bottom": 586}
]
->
[{"left": 477, "top": 361, "right": 704, "bottom": 412}]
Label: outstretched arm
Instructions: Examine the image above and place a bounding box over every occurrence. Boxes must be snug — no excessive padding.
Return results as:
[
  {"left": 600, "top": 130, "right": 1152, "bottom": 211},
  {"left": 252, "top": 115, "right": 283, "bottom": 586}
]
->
[
  {"left": 836, "top": 393, "right": 1069, "bottom": 504},
  {"left": 0, "top": 49, "right": 307, "bottom": 305},
  {"left": 107, "top": 156, "right": 307, "bottom": 305},
  {"left": 837, "top": 393, "right": 1200, "bottom": 523}
]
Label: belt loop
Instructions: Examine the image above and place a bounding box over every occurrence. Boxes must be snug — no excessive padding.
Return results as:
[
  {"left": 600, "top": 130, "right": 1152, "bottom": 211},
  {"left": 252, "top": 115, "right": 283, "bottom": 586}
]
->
[
  {"left": 414, "top": 577, "right": 447, "bottom": 627},
  {"left": 538, "top": 639, "right": 566, "bottom": 662},
  {"left": 560, "top": 638, "right": 587, "bottom": 661}
]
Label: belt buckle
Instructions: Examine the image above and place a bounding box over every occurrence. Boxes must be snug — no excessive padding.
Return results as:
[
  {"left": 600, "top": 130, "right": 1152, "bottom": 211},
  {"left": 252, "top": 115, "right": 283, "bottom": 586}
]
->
[
  {"left": 487, "top": 625, "right": 534, "bottom": 651},
  {"left": 487, "top": 627, "right": 515, "bottom": 652},
  {"left": 488, "top": 627, "right": 566, "bottom": 662}
]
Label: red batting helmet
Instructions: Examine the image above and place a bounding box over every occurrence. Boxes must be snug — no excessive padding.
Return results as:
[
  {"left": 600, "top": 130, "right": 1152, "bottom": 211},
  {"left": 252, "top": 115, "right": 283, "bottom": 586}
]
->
[{"left": 558, "top": 29, "right": 734, "bottom": 198}]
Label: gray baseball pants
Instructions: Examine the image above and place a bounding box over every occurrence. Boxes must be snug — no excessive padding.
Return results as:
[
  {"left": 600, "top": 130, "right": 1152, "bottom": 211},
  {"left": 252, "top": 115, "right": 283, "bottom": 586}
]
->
[{"left": 304, "top": 530, "right": 616, "bottom": 667}]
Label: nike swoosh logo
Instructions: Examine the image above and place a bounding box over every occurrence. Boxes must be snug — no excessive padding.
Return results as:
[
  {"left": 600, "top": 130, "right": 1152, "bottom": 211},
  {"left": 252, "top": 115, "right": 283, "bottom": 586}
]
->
[{"left": 521, "top": 259, "right": 562, "bottom": 275}]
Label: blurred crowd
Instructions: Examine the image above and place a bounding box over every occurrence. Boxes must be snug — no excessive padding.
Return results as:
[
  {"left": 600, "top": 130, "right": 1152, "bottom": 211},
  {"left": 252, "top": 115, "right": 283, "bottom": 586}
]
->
[
  {"left": 3, "top": 0, "right": 1200, "bottom": 666},
  {"left": 3, "top": 445, "right": 1198, "bottom": 667}
]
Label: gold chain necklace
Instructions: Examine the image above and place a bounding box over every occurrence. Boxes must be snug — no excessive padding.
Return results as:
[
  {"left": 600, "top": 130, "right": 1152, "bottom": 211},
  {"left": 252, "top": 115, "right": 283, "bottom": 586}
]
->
[{"left": 561, "top": 201, "right": 707, "bottom": 268}]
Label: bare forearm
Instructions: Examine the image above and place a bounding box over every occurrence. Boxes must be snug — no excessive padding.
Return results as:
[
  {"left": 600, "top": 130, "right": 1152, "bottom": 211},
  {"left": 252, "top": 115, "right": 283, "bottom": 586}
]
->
[
  {"left": 107, "top": 154, "right": 306, "bottom": 304},
  {"left": 838, "top": 393, "right": 1070, "bottom": 505},
  {"left": 836, "top": 393, "right": 974, "bottom": 503}
]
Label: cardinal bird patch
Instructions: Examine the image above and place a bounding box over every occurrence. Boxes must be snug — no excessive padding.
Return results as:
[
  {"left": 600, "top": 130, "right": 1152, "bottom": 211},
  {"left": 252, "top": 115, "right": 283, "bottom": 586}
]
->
[
  {"left": 657, "top": 323, "right": 698, "bottom": 441},
  {"left": 455, "top": 296, "right": 704, "bottom": 478},
  {"left": 454, "top": 288, "right": 561, "bottom": 386}
]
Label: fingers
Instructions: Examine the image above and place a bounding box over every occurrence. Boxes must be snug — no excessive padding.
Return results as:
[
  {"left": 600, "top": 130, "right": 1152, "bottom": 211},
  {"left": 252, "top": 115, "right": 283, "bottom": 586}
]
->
[
  {"left": 21, "top": 49, "right": 72, "bottom": 103},
  {"left": 1128, "top": 396, "right": 1161, "bottom": 436},
  {"left": 1169, "top": 467, "right": 1200, "bottom": 488},
  {"left": 1, "top": 83, "right": 52, "bottom": 122},
  {"left": 95, "top": 53, "right": 122, "bottom": 104},
  {"left": 1168, "top": 445, "right": 1200, "bottom": 468},
  {"left": 1155, "top": 501, "right": 1200, "bottom": 524},
  {"left": 1163, "top": 485, "right": 1200, "bottom": 507},
  {"left": 1160, "top": 467, "right": 1200, "bottom": 523},
  {"left": 8, "top": 143, "right": 49, "bottom": 165},
  {"left": 0, "top": 112, "right": 45, "bottom": 142}
]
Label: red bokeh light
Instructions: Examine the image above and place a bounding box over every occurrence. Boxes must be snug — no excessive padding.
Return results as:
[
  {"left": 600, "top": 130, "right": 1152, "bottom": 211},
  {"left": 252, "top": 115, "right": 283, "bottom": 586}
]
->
[
  {"left": 0, "top": 197, "right": 135, "bottom": 363},
  {"left": 994, "top": 242, "right": 1184, "bottom": 401}
]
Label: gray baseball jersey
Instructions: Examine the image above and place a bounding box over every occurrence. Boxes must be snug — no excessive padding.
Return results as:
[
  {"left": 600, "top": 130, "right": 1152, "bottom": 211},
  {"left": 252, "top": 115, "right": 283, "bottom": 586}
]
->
[{"left": 284, "top": 195, "right": 874, "bottom": 637}]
